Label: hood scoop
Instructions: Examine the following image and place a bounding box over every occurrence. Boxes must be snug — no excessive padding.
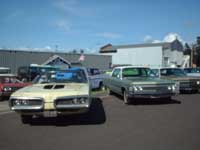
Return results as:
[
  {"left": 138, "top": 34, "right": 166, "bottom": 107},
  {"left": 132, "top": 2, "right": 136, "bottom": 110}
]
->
[
  {"left": 43, "top": 84, "right": 65, "bottom": 89},
  {"left": 44, "top": 85, "right": 54, "bottom": 89},
  {"left": 54, "top": 85, "right": 65, "bottom": 89}
]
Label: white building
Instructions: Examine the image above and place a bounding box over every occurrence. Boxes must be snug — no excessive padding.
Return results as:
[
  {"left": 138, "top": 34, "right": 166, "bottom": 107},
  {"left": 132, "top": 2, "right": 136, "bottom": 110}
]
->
[{"left": 100, "top": 39, "right": 187, "bottom": 68}]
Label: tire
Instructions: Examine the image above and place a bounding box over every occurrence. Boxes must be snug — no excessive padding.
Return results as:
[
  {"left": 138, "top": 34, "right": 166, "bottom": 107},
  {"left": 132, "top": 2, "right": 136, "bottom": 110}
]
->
[
  {"left": 123, "top": 90, "right": 130, "bottom": 104},
  {"left": 98, "top": 82, "right": 104, "bottom": 91},
  {"left": 163, "top": 96, "right": 171, "bottom": 100},
  {"left": 21, "top": 115, "right": 32, "bottom": 124},
  {"left": 105, "top": 87, "right": 113, "bottom": 95}
]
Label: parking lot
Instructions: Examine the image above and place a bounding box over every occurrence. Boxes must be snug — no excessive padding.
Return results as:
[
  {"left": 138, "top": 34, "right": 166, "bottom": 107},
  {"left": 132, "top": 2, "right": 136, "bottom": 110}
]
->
[{"left": 0, "top": 93, "right": 200, "bottom": 150}]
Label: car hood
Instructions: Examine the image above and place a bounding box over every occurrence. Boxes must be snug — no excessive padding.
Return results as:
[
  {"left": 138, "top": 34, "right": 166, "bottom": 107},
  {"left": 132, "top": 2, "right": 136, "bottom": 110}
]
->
[
  {"left": 124, "top": 77, "right": 175, "bottom": 85},
  {"left": 11, "top": 83, "right": 90, "bottom": 102}
]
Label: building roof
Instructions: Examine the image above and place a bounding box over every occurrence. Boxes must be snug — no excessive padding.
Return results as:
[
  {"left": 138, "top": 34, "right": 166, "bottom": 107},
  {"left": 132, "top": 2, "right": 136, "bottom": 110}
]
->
[
  {"left": 100, "top": 39, "right": 183, "bottom": 53},
  {"left": 42, "top": 55, "right": 71, "bottom": 66},
  {"left": 114, "top": 66, "right": 150, "bottom": 70}
]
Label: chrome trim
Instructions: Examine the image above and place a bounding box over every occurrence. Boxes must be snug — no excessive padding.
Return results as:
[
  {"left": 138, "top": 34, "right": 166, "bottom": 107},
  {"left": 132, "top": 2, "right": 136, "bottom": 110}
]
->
[
  {"left": 11, "top": 106, "right": 43, "bottom": 110},
  {"left": 56, "top": 104, "right": 89, "bottom": 109},
  {"left": 9, "top": 97, "right": 44, "bottom": 111}
]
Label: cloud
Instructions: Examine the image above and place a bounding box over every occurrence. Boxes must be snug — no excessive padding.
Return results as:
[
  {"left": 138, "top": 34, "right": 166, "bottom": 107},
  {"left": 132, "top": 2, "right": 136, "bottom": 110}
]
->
[
  {"left": 143, "top": 32, "right": 185, "bottom": 44},
  {"left": 96, "top": 32, "right": 122, "bottom": 39},
  {"left": 144, "top": 35, "right": 154, "bottom": 43},
  {"left": 55, "top": 20, "right": 71, "bottom": 32},
  {"left": 163, "top": 33, "right": 184, "bottom": 43}
]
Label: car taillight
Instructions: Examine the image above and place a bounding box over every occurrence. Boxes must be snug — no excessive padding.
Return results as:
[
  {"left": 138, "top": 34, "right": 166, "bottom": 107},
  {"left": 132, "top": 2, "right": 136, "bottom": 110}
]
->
[{"left": 0, "top": 84, "right": 3, "bottom": 92}]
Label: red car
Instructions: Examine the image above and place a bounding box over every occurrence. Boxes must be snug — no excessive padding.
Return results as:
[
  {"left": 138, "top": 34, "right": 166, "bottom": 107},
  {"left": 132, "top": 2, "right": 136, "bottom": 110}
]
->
[{"left": 0, "top": 74, "right": 31, "bottom": 101}]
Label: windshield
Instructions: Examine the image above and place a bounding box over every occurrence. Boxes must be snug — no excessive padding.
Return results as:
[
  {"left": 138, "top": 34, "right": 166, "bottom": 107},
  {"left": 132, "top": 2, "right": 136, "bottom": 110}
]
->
[
  {"left": 122, "top": 68, "right": 150, "bottom": 78},
  {"left": 33, "top": 69, "right": 87, "bottom": 84},
  {"left": 161, "top": 68, "right": 186, "bottom": 76},
  {"left": 184, "top": 68, "right": 200, "bottom": 73}
]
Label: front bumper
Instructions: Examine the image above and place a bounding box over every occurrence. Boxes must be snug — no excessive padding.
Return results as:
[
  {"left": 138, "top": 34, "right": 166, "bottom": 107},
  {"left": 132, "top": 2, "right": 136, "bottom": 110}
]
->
[
  {"left": 128, "top": 90, "right": 176, "bottom": 99},
  {"left": 9, "top": 96, "right": 90, "bottom": 116},
  {"left": 0, "top": 91, "right": 12, "bottom": 97}
]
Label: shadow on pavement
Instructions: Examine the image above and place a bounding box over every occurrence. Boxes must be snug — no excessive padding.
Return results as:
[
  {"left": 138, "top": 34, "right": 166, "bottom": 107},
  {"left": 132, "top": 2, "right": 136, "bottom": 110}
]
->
[
  {"left": 129, "top": 98, "right": 181, "bottom": 105},
  {"left": 29, "top": 98, "right": 106, "bottom": 126}
]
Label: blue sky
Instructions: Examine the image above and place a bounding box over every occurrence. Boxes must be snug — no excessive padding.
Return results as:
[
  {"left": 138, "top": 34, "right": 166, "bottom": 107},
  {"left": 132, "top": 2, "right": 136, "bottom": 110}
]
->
[{"left": 0, "top": 0, "right": 200, "bottom": 53}]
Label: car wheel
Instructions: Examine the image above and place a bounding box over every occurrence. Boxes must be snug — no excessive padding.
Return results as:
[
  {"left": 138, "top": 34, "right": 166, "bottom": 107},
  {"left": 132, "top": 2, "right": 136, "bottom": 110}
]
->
[
  {"left": 106, "top": 87, "right": 114, "bottom": 95},
  {"left": 123, "top": 90, "right": 130, "bottom": 104},
  {"left": 21, "top": 115, "right": 32, "bottom": 124},
  {"left": 163, "top": 96, "right": 171, "bottom": 100},
  {"left": 99, "top": 82, "right": 104, "bottom": 91}
]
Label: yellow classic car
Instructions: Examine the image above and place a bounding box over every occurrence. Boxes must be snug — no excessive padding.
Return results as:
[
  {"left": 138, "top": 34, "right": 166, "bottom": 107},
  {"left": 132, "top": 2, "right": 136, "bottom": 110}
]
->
[{"left": 9, "top": 68, "right": 91, "bottom": 124}]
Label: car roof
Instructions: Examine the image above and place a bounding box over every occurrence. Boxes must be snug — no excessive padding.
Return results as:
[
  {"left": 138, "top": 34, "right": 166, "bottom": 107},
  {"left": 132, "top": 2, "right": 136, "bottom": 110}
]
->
[
  {"left": 114, "top": 66, "right": 149, "bottom": 69},
  {"left": 0, "top": 67, "right": 10, "bottom": 69},
  {"left": 151, "top": 67, "right": 183, "bottom": 70}
]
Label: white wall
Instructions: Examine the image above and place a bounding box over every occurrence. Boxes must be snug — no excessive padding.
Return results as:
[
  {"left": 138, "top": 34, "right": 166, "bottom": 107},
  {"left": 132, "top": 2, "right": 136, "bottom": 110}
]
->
[
  {"left": 163, "top": 49, "right": 184, "bottom": 66},
  {"left": 112, "top": 46, "right": 163, "bottom": 67}
]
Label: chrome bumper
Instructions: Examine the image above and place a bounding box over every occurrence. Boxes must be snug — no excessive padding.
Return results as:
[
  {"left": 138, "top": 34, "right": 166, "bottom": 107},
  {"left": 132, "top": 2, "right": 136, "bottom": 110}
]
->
[
  {"left": 55, "top": 104, "right": 90, "bottom": 109},
  {"left": 128, "top": 91, "right": 176, "bottom": 99}
]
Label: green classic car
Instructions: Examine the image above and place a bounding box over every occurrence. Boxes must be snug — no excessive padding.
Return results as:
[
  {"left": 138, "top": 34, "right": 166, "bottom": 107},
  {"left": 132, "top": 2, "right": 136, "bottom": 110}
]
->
[
  {"left": 9, "top": 68, "right": 91, "bottom": 124},
  {"left": 151, "top": 68, "right": 200, "bottom": 93},
  {"left": 103, "top": 66, "right": 179, "bottom": 104}
]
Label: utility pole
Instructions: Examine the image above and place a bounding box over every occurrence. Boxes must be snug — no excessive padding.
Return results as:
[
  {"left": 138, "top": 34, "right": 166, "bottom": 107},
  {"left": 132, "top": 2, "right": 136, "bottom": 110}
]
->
[{"left": 55, "top": 45, "right": 58, "bottom": 52}]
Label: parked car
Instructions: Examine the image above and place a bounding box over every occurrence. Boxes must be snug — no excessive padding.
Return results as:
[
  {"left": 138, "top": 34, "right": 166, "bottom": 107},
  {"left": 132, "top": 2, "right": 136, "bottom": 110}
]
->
[
  {"left": 9, "top": 68, "right": 91, "bottom": 124},
  {"left": 17, "top": 64, "right": 61, "bottom": 82},
  {"left": 87, "top": 68, "right": 105, "bottom": 90},
  {"left": 0, "top": 74, "right": 30, "bottom": 101},
  {"left": 183, "top": 67, "right": 200, "bottom": 77},
  {"left": 151, "top": 68, "right": 200, "bottom": 93},
  {"left": 103, "top": 66, "right": 179, "bottom": 104}
]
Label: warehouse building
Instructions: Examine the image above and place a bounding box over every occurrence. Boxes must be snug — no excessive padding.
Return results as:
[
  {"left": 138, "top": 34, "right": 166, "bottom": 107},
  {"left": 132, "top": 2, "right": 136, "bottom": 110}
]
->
[
  {"left": 100, "top": 39, "right": 188, "bottom": 68},
  {"left": 0, "top": 49, "right": 111, "bottom": 74}
]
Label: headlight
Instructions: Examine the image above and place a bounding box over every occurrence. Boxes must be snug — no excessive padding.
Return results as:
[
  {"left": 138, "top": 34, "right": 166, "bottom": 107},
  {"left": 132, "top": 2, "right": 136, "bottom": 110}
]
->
[
  {"left": 129, "top": 86, "right": 134, "bottom": 92},
  {"left": 172, "top": 85, "right": 176, "bottom": 91},
  {"left": 3, "top": 87, "right": 12, "bottom": 91},
  {"left": 72, "top": 97, "right": 88, "bottom": 104},
  {"left": 14, "top": 99, "right": 21, "bottom": 105},
  {"left": 133, "top": 86, "right": 138, "bottom": 91},
  {"left": 133, "top": 86, "right": 143, "bottom": 91},
  {"left": 13, "top": 99, "right": 29, "bottom": 106},
  {"left": 168, "top": 86, "right": 172, "bottom": 90},
  {"left": 197, "top": 81, "right": 200, "bottom": 85},
  {"left": 138, "top": 87, "right": 143, "bottom": 91}
]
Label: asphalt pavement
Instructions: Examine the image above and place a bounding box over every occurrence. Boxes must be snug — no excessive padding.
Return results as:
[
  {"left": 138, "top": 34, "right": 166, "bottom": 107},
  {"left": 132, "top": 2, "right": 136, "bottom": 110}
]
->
[{"left": 0, "top": 93, "right": 200, "bottom": 150}]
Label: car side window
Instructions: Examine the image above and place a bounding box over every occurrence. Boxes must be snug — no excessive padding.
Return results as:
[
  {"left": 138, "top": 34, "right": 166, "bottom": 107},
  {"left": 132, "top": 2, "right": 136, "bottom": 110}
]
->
[
  {"left": 112, "top": 69, "right": 121, "bottom": 78},
  {"left": 160, "top": 69, "right": 167, "bottom": 76}
]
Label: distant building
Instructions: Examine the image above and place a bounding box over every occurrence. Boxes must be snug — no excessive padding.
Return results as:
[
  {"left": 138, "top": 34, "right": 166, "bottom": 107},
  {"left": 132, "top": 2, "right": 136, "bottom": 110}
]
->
[
  {"left": 100, "top": 39, "right": 186, "bottom": 67},
  {"left": 0, "top": 49, "right": 111, "bottom": 73}
]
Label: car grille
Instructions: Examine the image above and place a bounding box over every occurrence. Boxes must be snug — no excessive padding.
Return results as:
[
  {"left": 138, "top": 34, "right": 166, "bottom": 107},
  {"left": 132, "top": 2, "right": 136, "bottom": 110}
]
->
[
  {"left": 180, "top": 81, "right": 197, "bottom": 88},
  {"left": 142, "top": 86, "right": 168, "bottom": 91},
  {"left": 137, "top": 84, "right": 172, "bottom": 94}
]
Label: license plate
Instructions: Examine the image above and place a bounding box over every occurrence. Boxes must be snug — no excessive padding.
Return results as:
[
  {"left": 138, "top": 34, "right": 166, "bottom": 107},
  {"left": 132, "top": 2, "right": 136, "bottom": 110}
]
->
[{"left": 43, "top": 111, "right": 57, "bottom": 117}]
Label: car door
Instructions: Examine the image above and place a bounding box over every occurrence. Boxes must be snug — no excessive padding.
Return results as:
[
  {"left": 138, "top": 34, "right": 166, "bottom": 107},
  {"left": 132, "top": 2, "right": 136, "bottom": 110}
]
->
[{"left": 111, "top": 68, "right": 122, "bottom": 93}]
